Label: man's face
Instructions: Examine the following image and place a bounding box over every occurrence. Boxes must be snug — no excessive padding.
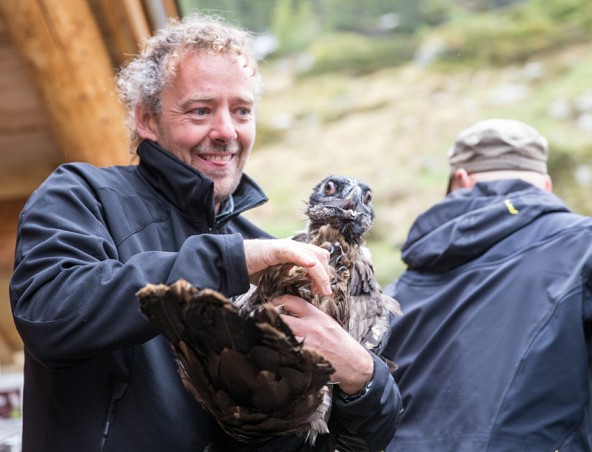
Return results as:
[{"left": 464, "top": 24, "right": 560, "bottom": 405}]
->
[{"left": 139, "top": 50, "right": 257, "bottom": 210}]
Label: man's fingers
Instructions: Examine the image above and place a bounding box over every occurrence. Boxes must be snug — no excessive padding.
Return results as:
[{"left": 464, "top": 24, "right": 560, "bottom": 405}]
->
[
  {"left": 300, "top": 249, "right": 332, "bottom": 296},
  {"left": 271, "top": 294, "right": 313, "bottom": 317},
  {"left": 244, "top": 239, "right": 332, "bottom": 295},
  {"left": 287, "top": 242, "right": 332, "bottom": 295}
]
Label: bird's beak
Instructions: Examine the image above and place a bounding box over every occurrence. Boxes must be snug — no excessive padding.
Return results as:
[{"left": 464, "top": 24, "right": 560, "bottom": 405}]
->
[
  {"left": 345, "top": 186, "right": 364, "bottom": 213},
  {"left": 325, "top": 185, "right": 368, "bottom": 219},
  {"left": 326, "top": 186, "right": 364, "bottom": 219}
]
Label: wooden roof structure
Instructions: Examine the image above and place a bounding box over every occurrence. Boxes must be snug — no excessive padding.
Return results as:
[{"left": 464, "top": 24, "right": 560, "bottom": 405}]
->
[{"left": 0, "top": 0, "right": 180, "bottom": 370}]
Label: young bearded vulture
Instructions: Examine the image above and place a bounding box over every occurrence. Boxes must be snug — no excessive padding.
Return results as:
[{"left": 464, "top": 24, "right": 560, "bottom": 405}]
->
[{"left": 136, "top": 175, "right": 401, "bottom": 450}]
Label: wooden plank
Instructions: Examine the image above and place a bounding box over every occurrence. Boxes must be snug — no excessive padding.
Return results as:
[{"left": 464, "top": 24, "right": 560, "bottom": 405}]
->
[
  {"left": 143, "top": 0, "right": 180, "bottom": 30},
  {"left": 0, "top": 40, "right": 63, "bottom": 199},
  {"left": 0, "top": 200, "right": 26, "bottom": 363},
  {"left": 92, "top": 0, "right": 152, "bottom": 65},
  {"left": 0, "top": 269, "right": 23, "bottom": 365},
  {"left": 161, "top": 0, "right": 180, "bottom": 20},
  {"left": 0, "top": 201, "right": 22, "bottom": 268},
  {"left": 125, "top": 0, "right": 153, "bottom": 45},
  {"left": 0, "top": 0, "right": 132, "bottom": 167}
]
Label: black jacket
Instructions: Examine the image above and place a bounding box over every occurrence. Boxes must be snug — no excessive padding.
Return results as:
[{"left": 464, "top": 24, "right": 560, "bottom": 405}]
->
[
  {"left": 10, "top": 140, "right": 400, "bottom": 452},
  {"left": 384, "top": 179, "right": 592, "bottom": 451}
]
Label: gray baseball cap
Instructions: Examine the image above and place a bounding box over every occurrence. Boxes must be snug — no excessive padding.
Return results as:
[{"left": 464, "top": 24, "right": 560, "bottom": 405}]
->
[{"left": 448, "top": 119, "right": 548, "bottom": 175}]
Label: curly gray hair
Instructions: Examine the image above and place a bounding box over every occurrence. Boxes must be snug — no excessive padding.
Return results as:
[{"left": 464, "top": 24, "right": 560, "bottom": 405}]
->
[{"left": 116, "top": 12, "right": 264, "bottom": 148}]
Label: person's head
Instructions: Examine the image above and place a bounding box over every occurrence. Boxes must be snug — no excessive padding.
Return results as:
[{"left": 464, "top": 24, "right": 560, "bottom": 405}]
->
[
  {"left": 116, "top": 12, "right": 264, "bottom": 211},
  {"left": 447, "top": 118, "right": 552, "bottom": 194}
]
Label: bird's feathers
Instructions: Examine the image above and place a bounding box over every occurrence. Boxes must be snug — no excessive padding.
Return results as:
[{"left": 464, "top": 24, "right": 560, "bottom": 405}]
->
[
  {"left": 136, "top": 280, "right": 334, "bottom": 442},
  {"left": 348, "top": 246, "right": 402, "bottom": 350},
  {"left": 136, "top": 174, "right": 401, "bottom": 447}
]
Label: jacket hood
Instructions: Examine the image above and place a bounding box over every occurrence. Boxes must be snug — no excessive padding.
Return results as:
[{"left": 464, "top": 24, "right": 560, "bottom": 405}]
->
[
  {"left": 401, "top": 179, "right": 570, "bottom": 272},
  {"left": 136, "top": 139, "right": 267, "bottom": 227}
]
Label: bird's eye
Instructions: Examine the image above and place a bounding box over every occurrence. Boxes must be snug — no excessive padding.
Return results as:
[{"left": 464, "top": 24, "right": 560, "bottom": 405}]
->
[
  {"left": 364, "top": 190, "right": 372, "bottom": 204},
  {"left": 324, "top": 181, "right": 336, "bottom": 196}
]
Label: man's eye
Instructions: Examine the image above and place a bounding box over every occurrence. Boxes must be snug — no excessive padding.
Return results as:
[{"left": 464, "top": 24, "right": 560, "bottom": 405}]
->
[
  {"left": 237, "top": 107, "right": 252, "bottom": 116},
  {"left": 192, "top": 107, "right": 208, "bottom": 115}
]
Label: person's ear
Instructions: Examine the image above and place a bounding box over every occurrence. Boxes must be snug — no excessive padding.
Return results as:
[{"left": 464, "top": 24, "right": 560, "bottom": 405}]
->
[
  {"left": 453, "top": 168, "right": 474, "bottom": 189},
  {"left": 135, "top": 104, "right": 158, "bottom": 141},
  {"left": 543, "top": 174, "right": 552, "bottom": 192}
]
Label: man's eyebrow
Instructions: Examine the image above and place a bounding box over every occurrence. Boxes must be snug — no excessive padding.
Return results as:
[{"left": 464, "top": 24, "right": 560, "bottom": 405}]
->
[
  {"left": 181, "top": 96, "right": 213, "bottom": 107},
  {"left": 181, "top": 95, "right": 254, "bottom": 108}
]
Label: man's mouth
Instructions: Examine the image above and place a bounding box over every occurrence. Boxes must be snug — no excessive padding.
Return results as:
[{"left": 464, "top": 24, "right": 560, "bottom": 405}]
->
[{"left": 200, "top": 154, "right": 233, "bottom": 162}]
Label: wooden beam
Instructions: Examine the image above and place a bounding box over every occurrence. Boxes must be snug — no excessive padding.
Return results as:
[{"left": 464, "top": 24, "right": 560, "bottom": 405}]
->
[
  {"left": 0, "top": 0, "right": 132, "bottom": 167},
  {"left": 143, "top": 0, "right": 180, "bottom": 30},
  {"left": 0, "top": 18, "right": 64, "bottom": 199},
  {"left": 93, "top": 0, "right": 152, "bottom": 65},
  {"left": 126, "top": 0, "right": 154, "bottom": 42},
  {"left": 160, "top": 0, "right": 180, "bottom": 20},
  {"left": 0, "top": 200, "right": 26, "bottom": 363}
]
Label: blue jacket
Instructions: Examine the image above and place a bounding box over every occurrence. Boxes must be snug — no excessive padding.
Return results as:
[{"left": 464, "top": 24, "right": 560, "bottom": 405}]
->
[
  {"left": 10, "top": 140, "right": 400, "bottom": 452},
  {"left": 383, "top": 179, "right": 592, "bottom": 452}
]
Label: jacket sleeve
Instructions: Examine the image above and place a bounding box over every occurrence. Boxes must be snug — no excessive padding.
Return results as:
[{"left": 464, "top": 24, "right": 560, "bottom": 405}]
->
[
  {"left": 330, "top": 353, "right": 402, "bottom": 451},
  {"left": 9, "top": 166, "right": 251, "bottom": 369}
]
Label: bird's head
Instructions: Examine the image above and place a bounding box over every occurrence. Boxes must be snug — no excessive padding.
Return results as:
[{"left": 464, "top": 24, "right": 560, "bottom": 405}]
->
[{"left": 304, "top": 175, "right": 375, "bottom": 246}]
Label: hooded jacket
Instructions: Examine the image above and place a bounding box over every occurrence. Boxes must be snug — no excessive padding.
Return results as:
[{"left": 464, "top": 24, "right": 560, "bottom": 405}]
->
[
  {"left": 10, "top": 140, "right": 400, "bottom": 452},
  {"left": 383, "top": 179, "right": 592, "bottom": 452}
]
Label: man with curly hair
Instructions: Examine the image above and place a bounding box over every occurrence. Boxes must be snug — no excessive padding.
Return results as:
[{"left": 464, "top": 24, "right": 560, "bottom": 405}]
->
[{"left": 10, "top": 12, "right": 401, "bottom": 452}]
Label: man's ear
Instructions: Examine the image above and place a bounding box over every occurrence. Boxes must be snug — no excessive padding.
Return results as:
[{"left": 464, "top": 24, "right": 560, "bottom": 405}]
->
[
  {"left": 449, "top": 168, "right": 474, "bottom": 192},
  {"left": 543, "top": 174, "right": 553, "bottom": 192},
  {"left": 135, "top": 104, "right": 158, "bottom": 141}
]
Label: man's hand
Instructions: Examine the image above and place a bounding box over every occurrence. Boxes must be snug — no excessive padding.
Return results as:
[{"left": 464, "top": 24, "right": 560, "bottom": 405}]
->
[
  {"left": 244, "top": 239, "right": 332, "bottom": 296},
  {"left": 271, "top": 294, "right": 374, "bottom": 395}
]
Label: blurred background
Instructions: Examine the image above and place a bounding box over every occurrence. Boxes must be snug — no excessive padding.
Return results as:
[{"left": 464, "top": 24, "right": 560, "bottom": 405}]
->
[
  {"left": 0, "top": 1, "right": 591, "bottom": 440},
  {"left": 178, "top": 0, "right": 592, "bottom": 285},
  {"left": 184, "top": 0, "right": 592, "bottom": 285}
]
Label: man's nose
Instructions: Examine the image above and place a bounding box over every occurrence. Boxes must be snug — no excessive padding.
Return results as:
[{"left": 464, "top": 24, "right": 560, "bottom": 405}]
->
[{"left": 209, "top": 110, "right": 237, "bottom": 143}]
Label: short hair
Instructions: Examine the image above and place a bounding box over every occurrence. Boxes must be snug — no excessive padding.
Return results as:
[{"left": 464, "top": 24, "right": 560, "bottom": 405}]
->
[{"left": 115, "top": 12, "right": 264, "bottom": 148}]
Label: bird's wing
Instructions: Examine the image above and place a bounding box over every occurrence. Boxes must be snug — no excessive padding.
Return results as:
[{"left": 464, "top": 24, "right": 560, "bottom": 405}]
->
[
  {"left": 348, "top": 247, "right": 402, "bottom": 352},
  {"left": 136, "top": 279, "right": 334, "bottom": 443}
]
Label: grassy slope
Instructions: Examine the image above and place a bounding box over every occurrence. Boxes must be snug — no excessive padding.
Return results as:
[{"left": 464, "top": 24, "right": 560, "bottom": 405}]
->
[{"left": 243, "top": 43, "right": 592, "bottom": 286}]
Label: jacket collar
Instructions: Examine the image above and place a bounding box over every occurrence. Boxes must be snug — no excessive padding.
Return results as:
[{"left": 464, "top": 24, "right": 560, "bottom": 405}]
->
[
  {"left": 136, "top": 139, "right": 267, "bottom": 228},
  {"left": 402, "top": 179, "right": 571, "bottom": 271}
]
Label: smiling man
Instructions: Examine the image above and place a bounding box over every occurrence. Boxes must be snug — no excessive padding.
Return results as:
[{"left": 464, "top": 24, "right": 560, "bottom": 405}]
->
[
  {"left": 9, "top": 12, "right": 401, "bottom": 452},
  {"left": 135, "top": 50, "right": 255, "bottom": 210}
]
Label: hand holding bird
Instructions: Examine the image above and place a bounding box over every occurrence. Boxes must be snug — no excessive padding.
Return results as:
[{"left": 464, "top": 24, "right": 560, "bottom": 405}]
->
[
  {"left": 136, "top": 174, "right": 401, "bottom": 449},
  {"left": 271, "top": 293, "right": 374, "bottom": 396}
]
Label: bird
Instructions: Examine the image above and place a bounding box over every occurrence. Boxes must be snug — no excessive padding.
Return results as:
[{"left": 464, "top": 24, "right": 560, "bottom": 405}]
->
[
  {"left": 237, "top": 175, "right": 401, "bottom": 354},
  {"left": 136, "top": 174, "right": 401, "bottom": 449}
]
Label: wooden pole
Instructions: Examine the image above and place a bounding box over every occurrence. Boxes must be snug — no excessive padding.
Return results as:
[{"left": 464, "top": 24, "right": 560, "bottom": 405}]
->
[
  {"left": 96, "top": 0, "right": 152, "bottom": 66},
  {"left": 0, "top": 200, "right": 26, "bottom": 364},
  {"left": 0, "top": 0, "right": 132, "bottom": 166}
]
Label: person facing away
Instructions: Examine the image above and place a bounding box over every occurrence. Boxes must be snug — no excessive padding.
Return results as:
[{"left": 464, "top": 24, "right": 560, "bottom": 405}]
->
[
  {"left": 383, "top": 118, "right": 592, "bottom": 451},
  {"left": 9, "top": 12, "right": 401, "bottom": 452}
]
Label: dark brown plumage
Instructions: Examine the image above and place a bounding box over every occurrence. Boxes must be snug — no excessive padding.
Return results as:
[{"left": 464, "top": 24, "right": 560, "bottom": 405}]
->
[
  {"left": 248, "top": 175, "right": 402, "bottom": 353},
  {"left": 136, "top": 174, "right": 401, "bottom": 448},
  {"left": 136, "top": 280, "right": 333, "bottom": 444}
]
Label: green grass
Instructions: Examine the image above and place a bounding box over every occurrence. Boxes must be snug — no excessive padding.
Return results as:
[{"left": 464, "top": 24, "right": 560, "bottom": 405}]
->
[{"left": 245, "top": 18, "right": 592, "bottom": 285}]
